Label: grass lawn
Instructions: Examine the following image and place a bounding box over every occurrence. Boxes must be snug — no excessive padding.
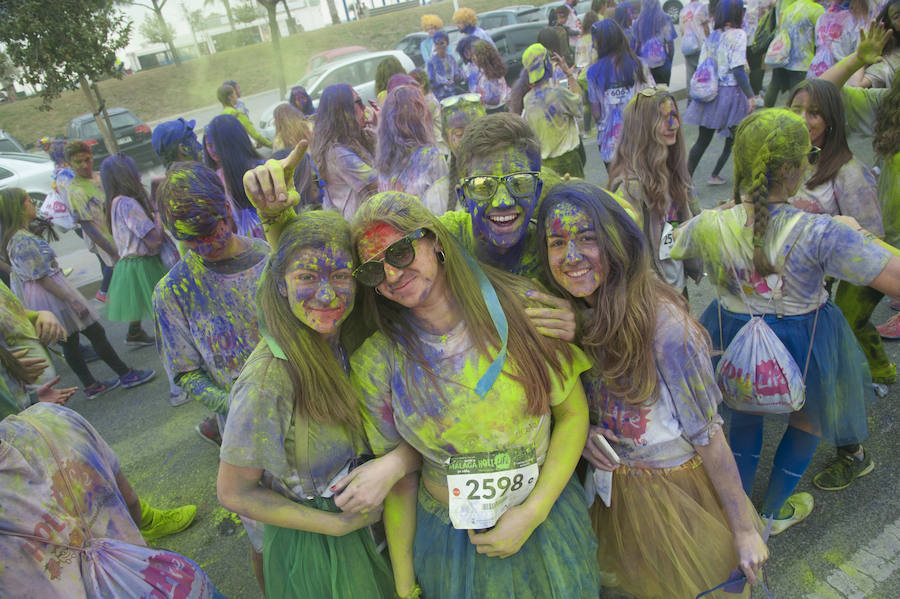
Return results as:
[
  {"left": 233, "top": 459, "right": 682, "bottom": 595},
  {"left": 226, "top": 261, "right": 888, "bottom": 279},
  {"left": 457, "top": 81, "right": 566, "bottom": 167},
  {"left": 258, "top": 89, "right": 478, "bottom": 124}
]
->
[{"left": 0, "top": 0, "right": 515, "bottom": 144}]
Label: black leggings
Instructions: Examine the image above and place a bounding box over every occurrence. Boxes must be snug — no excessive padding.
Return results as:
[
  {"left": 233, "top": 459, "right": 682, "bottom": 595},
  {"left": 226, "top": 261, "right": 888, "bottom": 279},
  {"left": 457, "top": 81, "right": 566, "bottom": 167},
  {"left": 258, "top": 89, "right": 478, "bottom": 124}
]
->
[
  {"left": 764, "top": 68, "right": 806, "bottom": 108},
  {"left": 61, "top": 322, "right": 129, "bottom": 386},
  {"left": 688, "top": 126, "right": 737, "bottom": 177}
]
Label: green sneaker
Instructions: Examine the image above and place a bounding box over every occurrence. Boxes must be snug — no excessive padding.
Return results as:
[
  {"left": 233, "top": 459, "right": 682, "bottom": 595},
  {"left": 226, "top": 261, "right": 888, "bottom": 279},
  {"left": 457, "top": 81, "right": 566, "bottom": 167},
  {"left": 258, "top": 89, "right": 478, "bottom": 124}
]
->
[
  {"left": 768, "top": 492, "right": 814, "bottom": 536},
  {"left": 813, "top": 447, "right": 874, "bottom": 491},
  {"left": 139, "top": 499, "right": 197, "bottom": 541},
  {"left": 870, "top": 362, "right": 897, "bottom": 385}
]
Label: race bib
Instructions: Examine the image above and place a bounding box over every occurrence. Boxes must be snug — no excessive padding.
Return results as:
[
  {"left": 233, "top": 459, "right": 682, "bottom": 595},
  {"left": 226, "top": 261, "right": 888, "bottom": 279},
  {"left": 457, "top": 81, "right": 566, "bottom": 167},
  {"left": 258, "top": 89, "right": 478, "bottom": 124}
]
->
[
  {"left": 446, "top": 447, "right": 538, "bottom": 530},
  {"left": 659, "top": 221, "right": 675, "bottom": 260}
]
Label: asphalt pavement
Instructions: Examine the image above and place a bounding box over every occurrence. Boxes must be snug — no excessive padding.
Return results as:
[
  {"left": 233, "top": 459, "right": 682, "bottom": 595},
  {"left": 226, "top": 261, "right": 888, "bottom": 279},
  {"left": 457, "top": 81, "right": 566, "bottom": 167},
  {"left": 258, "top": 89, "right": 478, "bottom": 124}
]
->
[{"left": 46, "top": 96, "right": 900, "bottom": 599}]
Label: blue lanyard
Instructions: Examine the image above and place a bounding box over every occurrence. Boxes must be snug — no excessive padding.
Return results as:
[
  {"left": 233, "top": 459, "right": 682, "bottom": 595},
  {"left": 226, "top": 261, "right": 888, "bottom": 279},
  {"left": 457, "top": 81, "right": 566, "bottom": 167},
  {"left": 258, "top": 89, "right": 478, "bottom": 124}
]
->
[{"left": 460, "top": 249, "right": 508, "bottom": 397}]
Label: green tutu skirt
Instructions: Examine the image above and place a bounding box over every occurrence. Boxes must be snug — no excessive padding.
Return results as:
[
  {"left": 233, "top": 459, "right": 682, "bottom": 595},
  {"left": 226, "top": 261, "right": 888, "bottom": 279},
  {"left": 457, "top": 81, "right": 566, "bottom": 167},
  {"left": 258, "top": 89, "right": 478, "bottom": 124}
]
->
[
  {"left": 105, "top": 255, "right": 168, "bottom": 322},
  {"left": 263, "top": 496, "right": 395, "bottom": 599}
]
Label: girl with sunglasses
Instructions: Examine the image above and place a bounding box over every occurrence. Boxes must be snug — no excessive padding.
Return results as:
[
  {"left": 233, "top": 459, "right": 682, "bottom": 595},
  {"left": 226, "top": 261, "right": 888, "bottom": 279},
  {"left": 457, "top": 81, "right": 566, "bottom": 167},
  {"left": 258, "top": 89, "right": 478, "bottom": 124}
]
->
[
  {"left": 536, "top": 181, "right": 767, "bottom": 599},
  {"left": 217, "top": 209, "right": 420, "bottom": 599},
  {"left": 608, "top": 87, "right": 700, "bottom": 294},
  {"left": 671, "top": 109, "right": 900, "bottom": 536},
  {"left": 349, "top": 191, "right": 600, "bottom": 599}
]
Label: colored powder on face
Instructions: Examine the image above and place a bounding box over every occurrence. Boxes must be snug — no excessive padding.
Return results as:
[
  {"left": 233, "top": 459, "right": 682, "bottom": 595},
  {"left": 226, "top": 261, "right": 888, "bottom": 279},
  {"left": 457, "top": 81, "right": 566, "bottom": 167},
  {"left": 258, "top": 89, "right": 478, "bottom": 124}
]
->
[{"left": 358, "top": 222, "right": 403, "bottom": 263}]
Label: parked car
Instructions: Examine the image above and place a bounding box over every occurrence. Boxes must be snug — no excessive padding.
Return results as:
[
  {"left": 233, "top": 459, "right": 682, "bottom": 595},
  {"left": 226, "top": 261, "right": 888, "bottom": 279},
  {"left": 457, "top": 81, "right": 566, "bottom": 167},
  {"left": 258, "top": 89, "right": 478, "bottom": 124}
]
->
[
  {"left": 477, "top": 7, "right": 543, "bottom": 30},
  {"left": 66, "top": 108, "right": 159, "bottom": 167},
  {"left": 0, "top": 130, "right": 26, "bottom": 153},
  {"left": 307, "top": 46, "right": 369, "bottom": 73},
  {"left": 489, "top": 22, "right": 547, "bottom": 84},
  {"left": 258, "top": 50, "right": 416, "bottom": 138},
  {"left": 395, "top": 28, "right": 463, "bottom": 67},
  {"left": 0, "top": 152, "right": 55, "bottom": 202}
]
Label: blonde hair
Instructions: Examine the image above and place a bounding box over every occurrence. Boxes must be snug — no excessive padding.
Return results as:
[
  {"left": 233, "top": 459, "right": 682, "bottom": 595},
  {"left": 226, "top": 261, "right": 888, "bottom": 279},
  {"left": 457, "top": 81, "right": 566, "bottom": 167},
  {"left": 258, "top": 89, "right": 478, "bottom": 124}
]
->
[
  {"left": 273, "top": 103, "right": 312, "bottom": 150},
  {"left": 351, "top": 191, "right": 573, "bottom": 416},
  {"left": 608, "top": 89, "right": 691, "bottom": 219},
  {"left": 453, "top": 7, "right": 478, "bottom": 26},
  {"left": 421, "top": 13, "right": 443, "bottom": 29},
  {"left": 732, "top": 109, "right": 810, "bottom": 276}
]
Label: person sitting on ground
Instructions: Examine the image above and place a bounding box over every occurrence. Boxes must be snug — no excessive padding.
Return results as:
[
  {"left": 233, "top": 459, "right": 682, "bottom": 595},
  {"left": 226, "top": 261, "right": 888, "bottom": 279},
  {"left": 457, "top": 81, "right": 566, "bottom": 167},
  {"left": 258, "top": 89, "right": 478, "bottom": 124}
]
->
[{"left": 218, "top": 83, "right": 272, "bottom": 149}]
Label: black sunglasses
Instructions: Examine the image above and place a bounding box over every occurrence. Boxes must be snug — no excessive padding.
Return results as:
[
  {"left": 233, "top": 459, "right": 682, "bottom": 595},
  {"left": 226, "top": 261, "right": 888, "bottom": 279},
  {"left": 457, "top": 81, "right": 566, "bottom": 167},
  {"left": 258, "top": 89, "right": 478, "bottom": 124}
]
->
[
  {"left": 807, "top": 146, "right": 821, "bottom": 166},
  {"left": 459, "top": 171, "right": 541, "bottom": 204},
  {"left": 353, "top": 228, "right": 428, "bottom": 287}
]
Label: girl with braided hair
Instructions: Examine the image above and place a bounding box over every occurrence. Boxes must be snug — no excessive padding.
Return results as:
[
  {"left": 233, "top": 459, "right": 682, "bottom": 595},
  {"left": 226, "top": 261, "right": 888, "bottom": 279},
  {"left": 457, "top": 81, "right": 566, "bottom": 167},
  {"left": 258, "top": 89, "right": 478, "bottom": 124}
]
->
[{"left": 671, "top": 109, "right": 900, "bottom": 535}]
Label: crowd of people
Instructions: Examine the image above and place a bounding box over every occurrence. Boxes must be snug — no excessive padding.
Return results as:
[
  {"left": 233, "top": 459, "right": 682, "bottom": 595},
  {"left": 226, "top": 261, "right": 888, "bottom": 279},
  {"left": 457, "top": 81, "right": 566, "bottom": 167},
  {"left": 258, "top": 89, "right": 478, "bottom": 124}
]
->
[{"left": 1, "top": 0, "right": 899, "bottom": 597}]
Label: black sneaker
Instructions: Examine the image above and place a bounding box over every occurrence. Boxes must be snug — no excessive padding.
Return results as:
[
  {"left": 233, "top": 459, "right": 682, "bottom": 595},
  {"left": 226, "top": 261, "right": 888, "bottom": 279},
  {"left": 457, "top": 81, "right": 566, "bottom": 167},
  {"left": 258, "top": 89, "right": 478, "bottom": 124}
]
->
[{"left": 125, "top": 330, "right": 156, "bottom": 347}]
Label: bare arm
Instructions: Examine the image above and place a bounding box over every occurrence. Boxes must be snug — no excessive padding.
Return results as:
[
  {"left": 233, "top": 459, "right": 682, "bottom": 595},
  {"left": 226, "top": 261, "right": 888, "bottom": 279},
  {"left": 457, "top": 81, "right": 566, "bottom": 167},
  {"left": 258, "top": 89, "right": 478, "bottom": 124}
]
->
[
  {"left": 79, "top": 221, "right": 119, "bottom": 262},
  {"left": 694, "top": 430, "right": 768, "bottom": 584},
  {"left": 333, "top": 441, "right": 422, "bottom": 512},
  {"left": 216, "top": 461, "right": 379, "bottom": 535},
  {"left": 868, "top": 256, "right": 900, "bottom": 299},
  {"left": 383, "top": 472, "right": 419, "bottom": 597}
]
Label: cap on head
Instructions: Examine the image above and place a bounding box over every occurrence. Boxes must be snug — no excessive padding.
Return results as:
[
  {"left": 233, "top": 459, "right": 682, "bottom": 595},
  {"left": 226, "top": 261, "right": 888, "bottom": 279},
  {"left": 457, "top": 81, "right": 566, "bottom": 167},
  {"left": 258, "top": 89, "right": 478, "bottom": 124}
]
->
[
  {"left": 522, "top": 44, "right": 549, "bottom": 84},
  {"left": 152, "top": 118, "right": 197, "bottom": 158}
]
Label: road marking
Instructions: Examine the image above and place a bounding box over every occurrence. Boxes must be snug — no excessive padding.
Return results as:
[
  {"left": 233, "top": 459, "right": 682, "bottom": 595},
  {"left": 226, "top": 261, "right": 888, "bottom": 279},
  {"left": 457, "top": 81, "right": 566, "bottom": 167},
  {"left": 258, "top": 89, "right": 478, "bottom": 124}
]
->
[{"left": 803, "top": 517, "right": 900, "bottom": 598}]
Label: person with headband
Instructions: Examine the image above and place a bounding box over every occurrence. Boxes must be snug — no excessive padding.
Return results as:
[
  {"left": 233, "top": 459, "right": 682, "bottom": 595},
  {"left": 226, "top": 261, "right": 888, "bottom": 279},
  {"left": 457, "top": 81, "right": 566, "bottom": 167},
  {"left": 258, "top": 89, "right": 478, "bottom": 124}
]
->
[
  {"left": 428, "top": 31, "right": 463, "bottom": 101},
  {"left": 0, "top": 188, "right": 155, "bottom": 400},
  {"left": 154, "top": 162, "right": 270, "bottom": 591},
  {"left": 586, "top": 19, "right": 653, "bottom": 173},
  {"left": 349, "top": 191, "right": 600, "bottom": 599},
  {"left": 671, "top": 108, "right": 900, "bottom": 535},
  {"left": 376, "top": 84, "right": 450, "bottom": 215},
  {"left": 521, "top": 44, "right": 585, "bottom": 179},
  {"left": 420, "top": 14, "right": 444, "bottom": 63},
  {"left": 536, "top": 181, "right": 767, "bottom": 598},
  {"left": 609, "top": 87, "right": 700, "bottom": 294},
  {"left": 217, "top": 209, "right": 420, "bottom": 599}
]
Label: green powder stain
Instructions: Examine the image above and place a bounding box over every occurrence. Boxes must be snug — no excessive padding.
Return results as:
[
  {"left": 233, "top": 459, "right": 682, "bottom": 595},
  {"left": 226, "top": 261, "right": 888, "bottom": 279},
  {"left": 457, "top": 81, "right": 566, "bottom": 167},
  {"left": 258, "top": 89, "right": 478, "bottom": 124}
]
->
[{"left": 800, "top": 563, "right": 818, "bottom": 589}]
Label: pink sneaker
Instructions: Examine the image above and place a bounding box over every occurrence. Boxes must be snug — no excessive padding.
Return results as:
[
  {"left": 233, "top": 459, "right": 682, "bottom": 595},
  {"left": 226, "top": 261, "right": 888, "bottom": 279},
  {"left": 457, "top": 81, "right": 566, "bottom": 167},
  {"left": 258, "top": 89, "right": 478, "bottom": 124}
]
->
[
  {"left": 95, "top": 291, "right": 107, "bottom": 303},
  {"left": 877, "top": 313, "right": 900, "bottom": 340}
]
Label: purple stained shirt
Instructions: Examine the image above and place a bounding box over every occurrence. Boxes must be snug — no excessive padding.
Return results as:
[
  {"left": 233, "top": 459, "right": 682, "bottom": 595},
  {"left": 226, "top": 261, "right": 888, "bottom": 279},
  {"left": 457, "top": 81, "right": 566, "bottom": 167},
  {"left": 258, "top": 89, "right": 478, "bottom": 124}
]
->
[{"left": 110, "top": 195, "right": 160, "bottom": 258}]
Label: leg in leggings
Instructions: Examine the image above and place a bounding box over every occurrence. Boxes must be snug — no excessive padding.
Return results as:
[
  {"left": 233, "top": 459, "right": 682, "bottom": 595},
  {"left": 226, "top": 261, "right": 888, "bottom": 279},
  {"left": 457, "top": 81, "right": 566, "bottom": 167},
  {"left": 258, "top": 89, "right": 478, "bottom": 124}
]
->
[
  {"left": 760, "top": 426, "right": 819, "bottom": 517},
  {"left": 728, "top": 411, "right": 765, "bottom": 494},
  {"left": 710, "top": 127, "right": 737, "bottom": 178},
  {"left": 834, "top": 282, "right": 895, "bottom": 382},
  {"left": 688, "top": 126, "right": 716, "bottom": 176},
  {"left": 60, "top": 331, "right": 96, "bottom": 387},
  {"left": 98, "top": 258, "right": 113, "bottom": 294},
  {"left": 747, "top": 50, "right": 765, "bottom": 95},
  {"left": 764, "top": 68, "right": 787, "bottom": 107},
  {"left": 80, "top": 322, "right": 130, "bottom": 377}
]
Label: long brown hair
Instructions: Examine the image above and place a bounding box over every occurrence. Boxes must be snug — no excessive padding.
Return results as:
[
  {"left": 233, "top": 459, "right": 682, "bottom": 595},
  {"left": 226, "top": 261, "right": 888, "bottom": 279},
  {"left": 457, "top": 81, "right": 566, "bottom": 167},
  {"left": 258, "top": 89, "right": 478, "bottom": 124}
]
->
[
  {"left": 472, "top": 40, "right": 507, "bottom": 80},
  {"left": 608, "top": 89, "right": 691, "bottom": 219},
  {"left": 873, "top": 74, "right": 900, "bottom": 158},
  {"left": 786, "top": 79, "right": 852, "bottom": 189},
  {"left": 257, "top": 211, "right": 363, "bottom": 430},
  {"left": 273, "top": 103, "right": 312, "bottom": 150},
  {"left": 732, "top": 109, "right": 810, "bottom": 276},
  {"left": 351, "top": 191, "right": 573, "bottom": 416},
  {"left": 537, "top": 181, "right": 705, "bottom": 405}
]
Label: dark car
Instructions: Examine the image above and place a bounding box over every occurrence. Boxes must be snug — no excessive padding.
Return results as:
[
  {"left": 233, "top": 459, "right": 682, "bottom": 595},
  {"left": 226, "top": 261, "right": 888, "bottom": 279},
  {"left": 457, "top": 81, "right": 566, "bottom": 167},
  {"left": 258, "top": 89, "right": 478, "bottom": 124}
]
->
[
  {"left": 66, "top": 108, "right": 159, "bottom": 167},
  {"left": 489, "top": 22, "right": 546, "bottom": 84},
  {"left": 478, "top": 7, "right": 543, "bottom": 30}
]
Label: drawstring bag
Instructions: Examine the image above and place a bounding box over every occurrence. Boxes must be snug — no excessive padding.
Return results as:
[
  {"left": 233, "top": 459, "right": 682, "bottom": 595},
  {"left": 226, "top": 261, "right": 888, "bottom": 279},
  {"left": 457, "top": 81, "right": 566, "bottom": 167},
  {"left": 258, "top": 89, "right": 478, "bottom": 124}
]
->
[
  {"left": 682, "top": 29, "right": 701, "bottom": 56},
  {"left": 0, "top": 414, "right": 215, "bottom": 599},
  {"left": 640, "top": 37, "right": 667, "bottom": 68},
  {"left": 714, "top": 214, "right": 818, "bottom": 414},
  {"left": 764, "top": 29, "right": 791, "bottom": 68},
  {"left": 690, "top": 56, "right": 719, "bottom": 102},
  {"left": 39, "top": 190, "right": 77, "bottom": 231},
  {"left": 749, "top": 6, "right": 777, "bottom": 56}
]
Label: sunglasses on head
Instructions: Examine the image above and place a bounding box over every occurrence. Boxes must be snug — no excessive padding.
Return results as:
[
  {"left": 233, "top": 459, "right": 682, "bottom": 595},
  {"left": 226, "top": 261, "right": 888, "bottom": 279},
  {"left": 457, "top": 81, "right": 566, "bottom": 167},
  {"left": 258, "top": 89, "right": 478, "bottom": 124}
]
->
[
  {"left": 440, "top": 93, "right": 482, "bottom": 109},
  {"left": 636, "top": 84, "right": 670, "bottom": 98},
  {"left": 460, "top": 171, "right": 541, "bottom": 204},
  {"left": 353, "top": 228, "right": 429, "bottom": 287}
]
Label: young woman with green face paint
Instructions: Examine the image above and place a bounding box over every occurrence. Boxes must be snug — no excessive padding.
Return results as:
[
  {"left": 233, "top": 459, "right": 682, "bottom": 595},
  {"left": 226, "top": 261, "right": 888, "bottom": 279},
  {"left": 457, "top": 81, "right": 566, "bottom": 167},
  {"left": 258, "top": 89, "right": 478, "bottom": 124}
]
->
[{"left": 537, "top": 180, "right": 768, "bottom": 599}]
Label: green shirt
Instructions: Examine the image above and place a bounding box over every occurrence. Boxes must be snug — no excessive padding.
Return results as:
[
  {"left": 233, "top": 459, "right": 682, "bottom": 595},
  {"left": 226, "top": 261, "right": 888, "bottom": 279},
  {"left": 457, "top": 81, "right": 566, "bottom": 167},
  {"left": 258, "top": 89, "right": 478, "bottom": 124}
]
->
[{"left": 222, "top": 106, "right": 272, "bottom": 148}]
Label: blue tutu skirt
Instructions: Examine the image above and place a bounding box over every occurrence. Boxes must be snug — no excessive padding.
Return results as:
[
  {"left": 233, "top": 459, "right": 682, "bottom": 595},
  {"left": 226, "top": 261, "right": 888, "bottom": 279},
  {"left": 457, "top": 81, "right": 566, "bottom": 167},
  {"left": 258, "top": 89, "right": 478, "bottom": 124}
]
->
[
  {"left": 701, "top": 300, "right": 872, "bottom": 446},
  {"left": 414, "top": 476, "right": 601, "bottom": 599},
  {"left": 684, "top": 85, "right": 749, "bottom": 132}
]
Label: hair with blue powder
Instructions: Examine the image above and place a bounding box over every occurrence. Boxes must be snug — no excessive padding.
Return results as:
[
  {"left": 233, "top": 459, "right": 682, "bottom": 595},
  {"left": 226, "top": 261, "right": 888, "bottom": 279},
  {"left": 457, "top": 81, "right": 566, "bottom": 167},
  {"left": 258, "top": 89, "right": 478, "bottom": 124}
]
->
[
  {"left": 99, "top": 154, "right": 153, "bottom": 232},
  {"left": 633, "top": 0, "right": 671, "bottom": 45},
  {"left": 433, "top": 30, "right": 449, "bottom": 44},
  {"left": 204, "top": 114, "right": 263, "bottom": 210},
  {"left": 156, "top": 161, "right": 230, "bottom": 241},
  {"left": 613, "top": 2, "right": 635, "bottom": 30},
  {"left": 456, "top": 35, "right": 478, "bottom": 63},
  {"left": 48, "top": 140, "right": 67, "bottom": 168},
  {"left": 588, "top": 19, "right": 646, "bottom": 90},
  {"left": 713, "top": 0, "right": 745, "bottom": 30},
  {"left": 376, "top": 85, "right": 436, "bottom": 177},
  {"left": 289, "top": 85, "right": 315, "bottom": 116}
]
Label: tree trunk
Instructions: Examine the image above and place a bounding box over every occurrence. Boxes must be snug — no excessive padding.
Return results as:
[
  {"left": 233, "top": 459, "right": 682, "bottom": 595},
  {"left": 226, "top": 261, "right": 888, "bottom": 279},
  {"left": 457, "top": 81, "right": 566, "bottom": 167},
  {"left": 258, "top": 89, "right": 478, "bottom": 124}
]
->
[
  {"left": 325, "top": 0, "right": 341, "bottom": 25},
  {"left": 79, "top": 76, "right": 119, "bottom": 155},
  {"left": 281, "top": 0, "right": 297, "bottom": 34},
  {"left": 152, "top": 0, "right": 181, "bottom": 66},
  {"left": 264, "top": 2, "right": 287, "bottom": 97},
  {"left": 223, "top": 0, "right": 237, "bottom": 31}
]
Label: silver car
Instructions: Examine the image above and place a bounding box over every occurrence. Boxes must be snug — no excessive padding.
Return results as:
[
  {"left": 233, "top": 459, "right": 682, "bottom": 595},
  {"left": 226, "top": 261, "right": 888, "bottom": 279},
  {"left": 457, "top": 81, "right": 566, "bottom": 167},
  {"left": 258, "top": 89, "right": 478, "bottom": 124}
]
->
[
  {"left": 0, "top": 152, "right": 55, "bottom": 202},
  {"left": 257, "top": 50, "right": 416, "bottom": 139}
]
